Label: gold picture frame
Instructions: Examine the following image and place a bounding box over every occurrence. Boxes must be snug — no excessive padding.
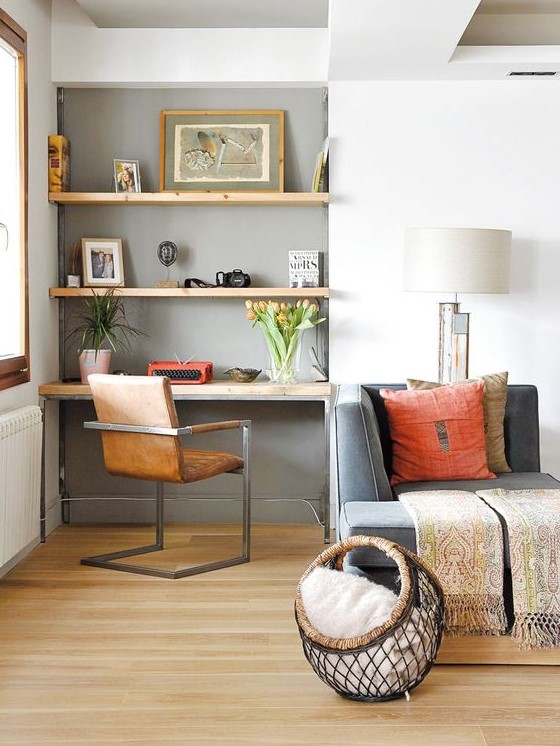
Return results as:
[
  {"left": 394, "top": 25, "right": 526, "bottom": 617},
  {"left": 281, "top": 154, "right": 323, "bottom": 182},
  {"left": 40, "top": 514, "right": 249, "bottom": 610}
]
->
[
  {"left": 82, "top": 238, "right": 124, "bottom": 287},
  {"left": 159, "top": 109, "right": 284, "bottom": 192}
]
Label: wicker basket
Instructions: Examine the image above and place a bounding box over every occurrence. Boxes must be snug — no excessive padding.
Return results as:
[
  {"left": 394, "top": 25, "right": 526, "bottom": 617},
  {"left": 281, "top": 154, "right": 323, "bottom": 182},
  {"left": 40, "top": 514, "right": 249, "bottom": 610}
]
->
[{"left": 295, "top": 535, "right": 445, "bottom": 702}]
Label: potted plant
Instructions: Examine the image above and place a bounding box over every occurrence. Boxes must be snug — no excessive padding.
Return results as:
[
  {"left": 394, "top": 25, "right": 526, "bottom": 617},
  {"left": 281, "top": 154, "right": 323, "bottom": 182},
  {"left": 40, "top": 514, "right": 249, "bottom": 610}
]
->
[{"left": 68, "top": 288, "right": 145, "bottom": 383}]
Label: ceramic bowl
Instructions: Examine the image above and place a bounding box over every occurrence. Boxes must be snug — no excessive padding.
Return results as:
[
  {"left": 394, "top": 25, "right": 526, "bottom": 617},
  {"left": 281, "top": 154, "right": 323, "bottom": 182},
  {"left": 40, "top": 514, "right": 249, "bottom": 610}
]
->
[{"left": 224, "top": 367, "right": 261, "bottom": 383}]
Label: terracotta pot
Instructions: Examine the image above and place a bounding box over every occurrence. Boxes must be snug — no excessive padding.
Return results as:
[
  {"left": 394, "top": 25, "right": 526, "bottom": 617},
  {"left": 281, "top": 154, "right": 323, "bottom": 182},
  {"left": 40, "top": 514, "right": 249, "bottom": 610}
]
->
[{"left": 78, "top": 349, "right": 112, "bottom": 383}]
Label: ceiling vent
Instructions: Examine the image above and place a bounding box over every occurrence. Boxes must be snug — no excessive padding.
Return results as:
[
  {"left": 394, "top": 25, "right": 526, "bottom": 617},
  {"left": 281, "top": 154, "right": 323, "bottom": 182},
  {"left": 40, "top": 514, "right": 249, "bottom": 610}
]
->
[{"left": 508, "top": 71, "right": 557, "bottom": 76}]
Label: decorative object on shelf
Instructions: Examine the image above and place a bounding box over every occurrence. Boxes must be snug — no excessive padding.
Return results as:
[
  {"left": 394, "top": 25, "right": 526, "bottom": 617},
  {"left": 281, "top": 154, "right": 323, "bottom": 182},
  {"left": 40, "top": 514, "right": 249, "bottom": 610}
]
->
[
  {"left": 183, "top": 269, "right": 252, "bottom": 289},
  {"left": 404, "top": 227, "right": 511, "bottom": 384},
  {"left": 82, "top": 238, "right": 125, "bottom": 287},
  {"left": 160, "top": 110, "right": 284, "bottom": 193},
  {"left": 48, "top": 134, "right": 70, "bottom": 192},
  {"left": 113, "top": 159, "right": 141, "bottom": 193},
  {"left": 155, "top": 240, "right": 179, "bottom": 288},
  {"left": 67, "top": 288, "right": 145, "bottom": 383},
  {"left": 311, "top": 136, "right": 329, "bottom": 193},
  {"left": 288, "top": 250, "right": 322, "bottom": 288},
  {"left": 309, "top": 347, "right": 328, "bottom": 382},
  {"left": 216, "top": 269, "right": 251, "bottom": 288},
  {"left": 245, "top": 298, "right": 325, "bottom": 385},
  {"left": 66, "top": 241, "right": 82, "bottom": 287},
  {"left": 224, "top": 367, "right": 261, "bottom": 383}
]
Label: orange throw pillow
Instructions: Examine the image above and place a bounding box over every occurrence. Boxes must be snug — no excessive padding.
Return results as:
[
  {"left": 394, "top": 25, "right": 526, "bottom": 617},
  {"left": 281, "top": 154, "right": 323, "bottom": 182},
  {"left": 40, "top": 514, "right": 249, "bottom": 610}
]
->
[{"left": 380, "top": 381, "right": 496, "bottom": 486}]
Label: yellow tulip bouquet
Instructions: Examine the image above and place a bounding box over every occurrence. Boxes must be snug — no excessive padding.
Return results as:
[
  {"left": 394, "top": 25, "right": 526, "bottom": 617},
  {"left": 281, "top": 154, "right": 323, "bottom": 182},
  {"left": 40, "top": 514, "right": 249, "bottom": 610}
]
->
[{"left": 245, "top": 298, "right": 325, "bottom": 384}]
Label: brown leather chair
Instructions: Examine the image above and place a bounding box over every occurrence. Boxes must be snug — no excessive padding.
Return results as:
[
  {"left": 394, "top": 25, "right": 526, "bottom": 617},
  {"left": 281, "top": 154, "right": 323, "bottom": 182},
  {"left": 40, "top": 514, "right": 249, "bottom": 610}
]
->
[{"left": 82, "top": 373, "right": 250, "bottom": 578}]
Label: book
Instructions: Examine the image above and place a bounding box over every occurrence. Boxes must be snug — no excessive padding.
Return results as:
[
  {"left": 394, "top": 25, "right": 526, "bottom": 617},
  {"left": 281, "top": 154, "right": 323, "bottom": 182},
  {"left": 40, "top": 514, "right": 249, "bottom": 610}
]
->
[
  {"left": 311, "top": 137, "right": 329, "bottom": 193},
  {"left": 48, "top": 134, "right": 70, "bottom": 192},
  {"left": 288, "top": 250, "right": 322, "bottom": 288}
]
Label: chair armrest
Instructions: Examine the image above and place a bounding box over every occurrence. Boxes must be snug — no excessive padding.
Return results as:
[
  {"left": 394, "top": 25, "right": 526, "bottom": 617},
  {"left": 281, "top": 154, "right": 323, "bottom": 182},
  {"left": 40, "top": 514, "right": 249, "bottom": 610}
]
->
[
  {"left": 187, "top": 419, "right": 250, "bottom": 435},
  {"left": 84, "top": 419, "right": 250, "bottom": 436}
]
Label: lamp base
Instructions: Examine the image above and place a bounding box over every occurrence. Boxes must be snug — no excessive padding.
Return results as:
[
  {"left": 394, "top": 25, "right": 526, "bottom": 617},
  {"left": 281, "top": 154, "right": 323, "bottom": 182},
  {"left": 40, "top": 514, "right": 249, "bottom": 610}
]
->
[{"left": 438, "top": 302, "right": 469, "bottom": 384}]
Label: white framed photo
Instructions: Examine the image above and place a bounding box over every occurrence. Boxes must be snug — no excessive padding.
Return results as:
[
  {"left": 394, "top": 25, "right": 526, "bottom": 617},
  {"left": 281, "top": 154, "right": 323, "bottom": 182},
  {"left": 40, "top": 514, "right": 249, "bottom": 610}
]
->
[
  {"left": 82, "top": 238, "right": 124, "bottom": 287},
  {"left": 113, "top": 159, "right": 141, "bottom": 193}
]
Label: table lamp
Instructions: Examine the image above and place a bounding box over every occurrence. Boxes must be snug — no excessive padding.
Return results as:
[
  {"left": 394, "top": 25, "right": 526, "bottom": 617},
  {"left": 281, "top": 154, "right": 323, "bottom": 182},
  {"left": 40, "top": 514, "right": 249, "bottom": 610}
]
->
[{"left": 403, "top": 227, "right": 511, "bottom": 383}]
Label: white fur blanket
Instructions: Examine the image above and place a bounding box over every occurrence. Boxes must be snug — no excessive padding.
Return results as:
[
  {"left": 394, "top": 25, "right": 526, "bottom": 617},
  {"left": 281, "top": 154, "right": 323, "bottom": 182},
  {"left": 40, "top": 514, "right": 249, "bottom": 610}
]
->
[{"left": 299, "top": 566, "right": 399, "bottom": 639}]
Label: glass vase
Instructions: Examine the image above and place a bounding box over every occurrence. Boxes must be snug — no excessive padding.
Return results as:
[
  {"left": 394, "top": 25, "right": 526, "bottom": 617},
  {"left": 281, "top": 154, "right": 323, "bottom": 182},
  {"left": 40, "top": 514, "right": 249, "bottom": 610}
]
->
[{"left": 265, "top": 333, "right": 303, "bottom": 385}]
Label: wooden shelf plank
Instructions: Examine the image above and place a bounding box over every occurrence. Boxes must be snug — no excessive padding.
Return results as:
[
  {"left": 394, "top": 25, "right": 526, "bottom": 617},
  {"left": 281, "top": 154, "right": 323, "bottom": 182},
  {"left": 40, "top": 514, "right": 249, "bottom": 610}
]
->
[
  {"left": 49, "top": 286, "right": 330, "bottom": 299},
  {"left": 48, "top": 191, "right": 329, "bottom": 207}
]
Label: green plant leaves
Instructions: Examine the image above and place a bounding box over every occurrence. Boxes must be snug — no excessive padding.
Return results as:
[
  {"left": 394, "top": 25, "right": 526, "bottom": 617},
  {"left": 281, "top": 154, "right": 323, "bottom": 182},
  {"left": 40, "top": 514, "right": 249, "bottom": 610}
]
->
[{"left": 67, "top": 288, "right": 145, "bottom": 355}]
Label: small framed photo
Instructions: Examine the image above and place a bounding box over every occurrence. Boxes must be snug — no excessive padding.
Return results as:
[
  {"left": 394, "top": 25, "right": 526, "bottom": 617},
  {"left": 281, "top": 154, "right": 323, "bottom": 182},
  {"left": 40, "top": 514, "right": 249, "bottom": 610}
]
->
[
  {"left": 159, "top": 110, "right": 284, "bottom": 192},
  {"left": 82, "top": 238, "right": 124, "bottom": 287},
  {"left": 113, "top": 159, "right": 141, "bottom": 193}
]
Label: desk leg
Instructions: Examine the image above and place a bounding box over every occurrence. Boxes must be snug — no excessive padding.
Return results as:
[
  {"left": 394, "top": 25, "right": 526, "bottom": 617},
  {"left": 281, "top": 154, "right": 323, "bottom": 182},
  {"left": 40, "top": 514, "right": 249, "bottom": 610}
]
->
[
  {"left": 39, "top": 396, "right": 46, "bottom": 543},
  {"left": 60, "top": 400, "right": 70, "bottom": 523},
  {"left": 323, "top": 396, "right": 331, "bottom": 544}
]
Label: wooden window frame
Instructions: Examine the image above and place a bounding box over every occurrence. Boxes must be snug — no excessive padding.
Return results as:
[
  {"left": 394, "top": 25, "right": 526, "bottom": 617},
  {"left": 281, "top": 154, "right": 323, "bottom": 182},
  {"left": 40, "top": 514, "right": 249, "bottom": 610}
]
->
[{"left": 0, "top": 8, "right": 29, "bottom": 391}]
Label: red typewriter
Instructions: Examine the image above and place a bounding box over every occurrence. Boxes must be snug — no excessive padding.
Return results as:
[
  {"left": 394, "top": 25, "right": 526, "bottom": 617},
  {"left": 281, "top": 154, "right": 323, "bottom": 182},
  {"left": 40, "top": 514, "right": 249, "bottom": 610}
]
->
[{"left": 147, "top": 360, "right": 214, "bottom": 384}]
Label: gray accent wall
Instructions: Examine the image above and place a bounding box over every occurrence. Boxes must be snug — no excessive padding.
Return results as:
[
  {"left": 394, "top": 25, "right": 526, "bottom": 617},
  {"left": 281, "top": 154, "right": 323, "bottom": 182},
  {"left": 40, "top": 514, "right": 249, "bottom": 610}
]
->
[{"left": 60, "top": 87, "right": 328, "bottom": 525}]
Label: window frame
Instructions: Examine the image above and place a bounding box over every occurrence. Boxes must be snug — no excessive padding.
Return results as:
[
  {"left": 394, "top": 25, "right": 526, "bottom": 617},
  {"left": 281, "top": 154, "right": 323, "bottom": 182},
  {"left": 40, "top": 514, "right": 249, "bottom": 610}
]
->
[{"left": 0, "top": 8, "right": 29, "bottom": 391}]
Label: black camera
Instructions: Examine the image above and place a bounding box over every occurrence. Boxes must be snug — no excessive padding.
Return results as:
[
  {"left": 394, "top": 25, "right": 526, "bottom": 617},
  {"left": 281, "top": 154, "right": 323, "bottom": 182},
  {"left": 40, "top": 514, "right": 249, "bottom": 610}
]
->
[{"left": 216, "top": 269, "right": 251, "bottom": 288}]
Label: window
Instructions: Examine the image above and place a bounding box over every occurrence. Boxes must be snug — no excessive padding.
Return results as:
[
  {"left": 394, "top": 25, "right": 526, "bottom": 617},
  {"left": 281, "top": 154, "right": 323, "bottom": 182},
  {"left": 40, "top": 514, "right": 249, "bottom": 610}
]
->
[{"left": 0, "top": 9, "right": 28, "bottom": 391}]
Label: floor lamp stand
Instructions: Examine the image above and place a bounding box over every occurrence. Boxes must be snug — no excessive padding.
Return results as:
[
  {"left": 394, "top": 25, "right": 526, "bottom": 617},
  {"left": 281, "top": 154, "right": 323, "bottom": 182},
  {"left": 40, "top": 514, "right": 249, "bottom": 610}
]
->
[{"left": 438, "top": 302, "right": 469, "bottom": 384}]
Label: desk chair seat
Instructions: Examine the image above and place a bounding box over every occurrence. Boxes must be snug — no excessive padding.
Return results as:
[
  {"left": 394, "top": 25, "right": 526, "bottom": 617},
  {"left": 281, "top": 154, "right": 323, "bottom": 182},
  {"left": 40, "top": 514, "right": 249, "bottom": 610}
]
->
[{"left": 82, "top": 374, "right": 251, "bottom": 578}]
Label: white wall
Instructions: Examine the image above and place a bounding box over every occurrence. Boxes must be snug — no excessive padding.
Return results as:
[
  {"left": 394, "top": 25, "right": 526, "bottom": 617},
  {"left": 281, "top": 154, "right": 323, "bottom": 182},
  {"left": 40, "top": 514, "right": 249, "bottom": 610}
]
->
[
  {"left": 0, "top": 0, "right": 59, "bottom": 531},
  {"left": 329, "top": 80, "right": 560, "bottom": 475}
]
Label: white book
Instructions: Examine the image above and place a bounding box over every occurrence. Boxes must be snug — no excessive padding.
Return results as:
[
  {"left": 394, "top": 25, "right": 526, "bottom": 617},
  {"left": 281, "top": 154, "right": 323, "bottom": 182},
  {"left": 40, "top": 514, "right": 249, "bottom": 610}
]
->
[{"left": 288, "top": 250, "right": 322, "bottom": 288}]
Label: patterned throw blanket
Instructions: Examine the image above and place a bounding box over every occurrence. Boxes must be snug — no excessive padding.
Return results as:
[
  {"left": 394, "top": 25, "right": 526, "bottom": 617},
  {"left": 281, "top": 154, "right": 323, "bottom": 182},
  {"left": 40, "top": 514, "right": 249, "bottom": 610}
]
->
[
  {"left": 400, "top": 489, "right": 560, "bottom": 649},
  {"left": 399, "top": 491, "right": 507, "bottom": 637},
  {"left": 477, "top": 489, "right": 560, "bottom": 650}
]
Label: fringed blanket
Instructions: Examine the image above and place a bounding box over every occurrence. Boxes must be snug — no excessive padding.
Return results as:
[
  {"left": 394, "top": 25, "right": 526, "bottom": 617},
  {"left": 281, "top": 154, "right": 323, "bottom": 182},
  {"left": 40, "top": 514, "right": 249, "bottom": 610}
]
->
[
  {"left": 477, "top": 488, "right": 560, "bottom": 650},
  {"left": 399, "top": 491, "right": 507, "bottom": 637},
  {"left": 400, "top": 488, "right": 560, "bottom": 649}
]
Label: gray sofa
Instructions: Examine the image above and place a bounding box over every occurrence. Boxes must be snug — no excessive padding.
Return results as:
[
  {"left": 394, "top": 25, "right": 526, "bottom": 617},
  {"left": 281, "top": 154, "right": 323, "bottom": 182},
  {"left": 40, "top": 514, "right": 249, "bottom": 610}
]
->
[{"left": 334, "top": 384, "right": 560, "bottom": 604}]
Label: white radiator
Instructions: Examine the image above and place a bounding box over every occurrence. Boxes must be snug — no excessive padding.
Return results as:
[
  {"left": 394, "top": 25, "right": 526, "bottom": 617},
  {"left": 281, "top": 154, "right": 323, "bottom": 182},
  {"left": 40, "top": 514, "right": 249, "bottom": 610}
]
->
[{"left": 0, "top": 405, "right": 42, "bottom": 566}]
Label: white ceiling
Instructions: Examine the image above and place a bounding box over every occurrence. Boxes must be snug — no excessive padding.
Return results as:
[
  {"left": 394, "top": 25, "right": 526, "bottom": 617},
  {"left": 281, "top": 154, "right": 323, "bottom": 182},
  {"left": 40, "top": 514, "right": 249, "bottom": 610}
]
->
[
  {"left": 73, "top": 0, "right": 560, "bottom": 31},
  {"left": 73, "top": 0, "right": 329, "bottom": 29},
  {"left": 67, "top": 0, "right": 560, "bottom": 81}
]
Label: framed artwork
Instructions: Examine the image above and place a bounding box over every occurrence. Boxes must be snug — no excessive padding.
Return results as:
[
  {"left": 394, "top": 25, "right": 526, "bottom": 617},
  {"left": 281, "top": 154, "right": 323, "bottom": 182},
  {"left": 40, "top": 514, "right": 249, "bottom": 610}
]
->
[
  {"left": 159, "top": 110, "right": 284, "bottom": 192},
  {"left": 82, "top": 238, "right": 124, "bottom": 287},
  {"left": 113, "top": 159, "right": 141, "bottom": 193}
]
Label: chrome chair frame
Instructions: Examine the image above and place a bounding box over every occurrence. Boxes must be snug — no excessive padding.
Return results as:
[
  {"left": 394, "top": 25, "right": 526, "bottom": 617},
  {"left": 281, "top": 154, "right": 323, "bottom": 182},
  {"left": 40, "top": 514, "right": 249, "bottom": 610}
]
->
[{"left": 81, "top": 418, "right": 251, "bottom": 579}]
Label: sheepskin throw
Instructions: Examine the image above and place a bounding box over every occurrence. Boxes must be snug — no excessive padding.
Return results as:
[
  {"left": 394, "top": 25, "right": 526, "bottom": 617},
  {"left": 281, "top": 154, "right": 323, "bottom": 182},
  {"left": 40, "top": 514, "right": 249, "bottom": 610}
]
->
[{"left": 299, "top": 566, "right": 399, "bottom": 639}]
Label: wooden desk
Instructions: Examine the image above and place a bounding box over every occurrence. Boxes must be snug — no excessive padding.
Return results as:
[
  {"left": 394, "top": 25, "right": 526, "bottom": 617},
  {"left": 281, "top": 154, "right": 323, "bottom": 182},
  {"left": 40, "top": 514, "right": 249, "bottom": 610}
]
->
[{"left": 38, "top": 380, "right": 333, "bottom": 543}]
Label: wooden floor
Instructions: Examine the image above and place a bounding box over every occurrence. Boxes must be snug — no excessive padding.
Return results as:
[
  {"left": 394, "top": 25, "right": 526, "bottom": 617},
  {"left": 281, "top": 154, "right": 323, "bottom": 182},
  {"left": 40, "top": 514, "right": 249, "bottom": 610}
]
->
[{"left": 1, "top": 524, "right": 560, "bottom": 746}]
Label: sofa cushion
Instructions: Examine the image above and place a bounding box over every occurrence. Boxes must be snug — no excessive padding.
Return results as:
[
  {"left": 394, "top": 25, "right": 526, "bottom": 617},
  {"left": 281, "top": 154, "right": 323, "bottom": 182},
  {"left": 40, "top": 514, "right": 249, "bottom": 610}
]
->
[
  {"left": 407, "top": 371, "right": 511, "bottom": 474},
  {"left": 394, "top": 471, "right": 560, "bottom": 497},
  {"left": 380, "top": 381, "right": 495, "bottom": 486},
  {"left": 340, "top": 501, "right": 417, "bottom": 568},
  {"left": 340, "top": 473, "right": 560, "bottom": 571}
]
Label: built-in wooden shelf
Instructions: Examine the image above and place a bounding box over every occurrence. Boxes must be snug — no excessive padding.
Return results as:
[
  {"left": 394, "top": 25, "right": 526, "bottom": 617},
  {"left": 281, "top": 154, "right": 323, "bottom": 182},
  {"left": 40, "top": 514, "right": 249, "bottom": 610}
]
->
[
  {"left": 49, "top": 286, "right": 330, "bottom": 299},
  {"left": 48, "top": 191, "right": 329, "bottom": 207}
]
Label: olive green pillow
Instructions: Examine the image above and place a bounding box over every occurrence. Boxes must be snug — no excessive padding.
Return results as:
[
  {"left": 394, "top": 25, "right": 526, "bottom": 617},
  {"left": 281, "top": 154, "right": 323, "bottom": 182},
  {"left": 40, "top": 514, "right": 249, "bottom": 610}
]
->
[{"left": 406, "top": 372, "right": 511, "bottom": 474}]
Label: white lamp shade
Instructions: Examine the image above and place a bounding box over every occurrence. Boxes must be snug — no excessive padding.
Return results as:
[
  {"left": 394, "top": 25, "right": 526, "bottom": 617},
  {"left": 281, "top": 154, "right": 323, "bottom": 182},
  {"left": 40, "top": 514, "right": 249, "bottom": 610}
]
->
[{"left": 404, "top": 227, "right": 512, "bottom": 294}]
